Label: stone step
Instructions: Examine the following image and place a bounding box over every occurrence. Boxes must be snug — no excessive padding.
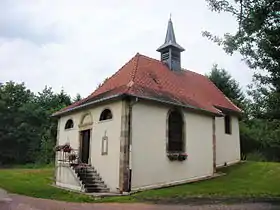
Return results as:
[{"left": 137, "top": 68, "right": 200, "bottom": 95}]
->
[
  {"left": 78, "top": 175, "right": 101, "bottom": 180},
  {"left": 86, "top": 188, "right": 109, "bottom": 193},
  {"left": 82, "top": 179, "right": 104, "bottom": 185},
  {"left": 78, "top": 173, "right": 100, "bottom": 179},
  {"left": 81, "top": 176, "right": 102, "bottom": 182},
  {"left": 73, "top": 164, "right": 109, "bottom": 193},
  {"left": 84, "top": 183, "right": 107, "bottom": 188},
  {"left": 75, "top": 167, "right": 97, "bottom": 172}
]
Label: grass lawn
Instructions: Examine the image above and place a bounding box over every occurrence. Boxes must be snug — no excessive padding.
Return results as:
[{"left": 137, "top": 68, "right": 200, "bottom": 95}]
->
[{"left": 0, "top": 161, "right": 280, "bottom": 203}]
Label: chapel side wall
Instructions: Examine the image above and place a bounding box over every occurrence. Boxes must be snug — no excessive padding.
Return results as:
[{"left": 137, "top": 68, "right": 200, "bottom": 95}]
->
[
  {"left": 215, "top": 116, "right": 241, "bottom": 167},
  {"left": 56, "top": 101, "right": 123, "bottom": 192},
  {"left": 131, "top": 101, "right": 214, "bottom": 190}
]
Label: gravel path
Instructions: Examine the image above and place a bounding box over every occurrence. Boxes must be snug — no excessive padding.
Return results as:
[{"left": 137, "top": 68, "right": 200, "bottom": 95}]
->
[
  {"left": 0, "top": 190, "right": 279, "bottom": 210},
  {"left": 8, "top": 194, "right": 280, "bottom": 210}
]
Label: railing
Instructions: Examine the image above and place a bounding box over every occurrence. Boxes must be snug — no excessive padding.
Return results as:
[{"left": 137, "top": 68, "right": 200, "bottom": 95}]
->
[{"left": 56, "top": 149, "right": 81, "bottom": 166}]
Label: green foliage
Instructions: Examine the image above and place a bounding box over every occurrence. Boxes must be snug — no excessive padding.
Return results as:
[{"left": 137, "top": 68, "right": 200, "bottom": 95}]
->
[
  {"left": 136, "top": 162, "right": 280, "bottom": 200},
  {"left": 0, "top": 168, "right": 134, "bottom": 202},
  {"left": 203, "top": 0, "right": 279, "bottom": 83},
  {"left": 207, "top": 64, "right": 245, "bottom": 109},
  {"left": 73, "top": 93, "right": 82, "bottom": 102},
  {"left": 204, "top": 0, "right": 280, "bottom": 161},
  {"left": 0, "top": 82, "right": 72, "bottom": 166},
  {"left": 204, "top": 0, "right": 280, "bottom": 118},
  {"left": 246, "top": 151, "right": 267, "bottom": 162}
]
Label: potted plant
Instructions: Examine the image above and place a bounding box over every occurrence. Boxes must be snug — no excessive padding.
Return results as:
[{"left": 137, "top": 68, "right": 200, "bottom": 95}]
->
[
  {"left": 62, "top": 143, "right": 72, "bottom": 153},
  {"left": 167, "top": 153, "right": 178, "bottom": 161},
  {"left": 178, "top": 153, "right": 188, "bottom": 161},
  {"left": 68, "top": 153, "right": 77, "bottom": 162},
  {"left": 167, "top": 152, "right": 188, "bottom": 161},
  {"left": 54, "top": 143, "right": 73, "bottom": 153}
]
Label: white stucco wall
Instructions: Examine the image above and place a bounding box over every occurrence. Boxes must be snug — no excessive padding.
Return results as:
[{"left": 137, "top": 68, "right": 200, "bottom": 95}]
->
[
  {"left": 56, "top": 165, "right": 82, "bottom": 191},
  {"left": 57, "top": 101, "right": 123, "bottom": 192},
  {"left": 131, "top": 102, "right": 214, "bottom": 190},
  {"left": 215, "top": 116, "right": 241, "bottom": 167}
]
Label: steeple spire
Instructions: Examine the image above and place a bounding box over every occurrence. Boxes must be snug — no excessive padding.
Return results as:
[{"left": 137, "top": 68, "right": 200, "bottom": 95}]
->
[{"left": 157, "top": 17, "right": 185, "bottom": 71}]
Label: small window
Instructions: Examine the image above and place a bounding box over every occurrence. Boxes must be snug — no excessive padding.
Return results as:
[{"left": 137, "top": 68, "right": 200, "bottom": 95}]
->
[
  {"left": 101, "top": 135, "right": 108, "bottom": 155},
  {"left": 168, "top": 110, "right": 184, "bottom": 152},
  {"left": 224, "top": 115, "right": 231, "bottom": 134},
  {"left": 65, "top": 119, "right": 74, "bottom": 129},
  {"left": 99, "top": 109, "right": 113, "bottom": 121}
]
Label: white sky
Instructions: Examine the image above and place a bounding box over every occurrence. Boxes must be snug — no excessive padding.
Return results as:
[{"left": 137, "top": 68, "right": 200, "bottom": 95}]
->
[{"left": 0, "top": 0, "right": 253, "bottom": 98}]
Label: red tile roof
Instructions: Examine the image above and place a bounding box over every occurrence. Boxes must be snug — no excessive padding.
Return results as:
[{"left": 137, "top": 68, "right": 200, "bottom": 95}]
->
[{"left": 53, "top": 53, "right": 241, "bottom": 116}]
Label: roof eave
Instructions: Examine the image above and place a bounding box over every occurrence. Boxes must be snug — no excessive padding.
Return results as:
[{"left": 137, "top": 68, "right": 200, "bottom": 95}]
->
[
  {"left": 51, "top": 94, "right": 124, "bottom": 117},
  {"left": 156, "top": 43, "right": 185, "bottom": 52},
  {"left": 52, "top": 92, "right": 224, "bottom": 118},
  {"left": 214, "top": 105, "right": 243, "bottom": 117},
  {"left": 129, "top": 94, "right": 222, "bottom": 117}
]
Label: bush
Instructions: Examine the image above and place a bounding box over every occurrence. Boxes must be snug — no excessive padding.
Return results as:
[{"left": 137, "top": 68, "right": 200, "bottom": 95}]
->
[{"left": 246, "top": 151, "right": 267, "bottom": 162}]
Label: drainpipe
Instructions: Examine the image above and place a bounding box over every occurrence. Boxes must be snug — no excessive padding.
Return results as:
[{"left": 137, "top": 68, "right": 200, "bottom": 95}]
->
[{"left": 212, "top": 116, "right": 217, "bottom": 173}]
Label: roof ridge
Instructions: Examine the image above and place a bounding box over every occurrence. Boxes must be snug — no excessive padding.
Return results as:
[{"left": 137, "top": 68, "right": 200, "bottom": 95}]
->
[
  {"left": 138, "top": 53, "right": 163, "bottom": 64},
  {"left": 125, "top": 53, "right": 140, "bottom": 91},
  {"left": 130, "top": 53, "right": 140, "bottom": 83},
  {"left": 139, "top": 54, "right": 203, "bottom": 76},
  {"left": 91, "top": 53, "right": 140, "bottom": 96}
]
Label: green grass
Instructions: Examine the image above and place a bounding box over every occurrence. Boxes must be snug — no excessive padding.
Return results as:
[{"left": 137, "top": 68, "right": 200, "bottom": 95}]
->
[
  {"left": 0, "top": 161, "right": 280, "bottom": 203},
  {"left": 136, "top": 161, "right": 280, "bottom": 200}
]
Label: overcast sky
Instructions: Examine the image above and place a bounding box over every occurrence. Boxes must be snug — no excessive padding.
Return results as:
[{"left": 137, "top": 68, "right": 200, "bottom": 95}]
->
[{"left": 0, "top": 0, "right": 253, "bottom": 97}]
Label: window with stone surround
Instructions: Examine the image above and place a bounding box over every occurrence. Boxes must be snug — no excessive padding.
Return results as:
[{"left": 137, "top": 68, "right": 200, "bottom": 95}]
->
[
  {"left": 64, "top": 119, "right": 74, "bottom": 129},
  {"left": 224, "top": 115, "right": 232, "bottom": 134},
  {"left": 167, "top": 110, "right": 184, "bottom": 152},
  {"left": 99, "top": 109, "right": 113, "bottom": 121}
]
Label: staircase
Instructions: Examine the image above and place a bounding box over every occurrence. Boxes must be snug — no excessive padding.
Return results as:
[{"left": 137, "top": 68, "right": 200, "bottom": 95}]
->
[{"left": 71, "top": 164, "right": 109, "bottom": 193}]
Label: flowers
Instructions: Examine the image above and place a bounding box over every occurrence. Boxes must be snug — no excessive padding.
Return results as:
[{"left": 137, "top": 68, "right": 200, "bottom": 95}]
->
[
  {"left": 167, "top": 152, "right": 188, "bottom": 161},
  {"left": 54, "top": 143, "right": 73, "bottom": 153},
  {"left": 68, "top": 153, "right": 77, "bottom": 161}
]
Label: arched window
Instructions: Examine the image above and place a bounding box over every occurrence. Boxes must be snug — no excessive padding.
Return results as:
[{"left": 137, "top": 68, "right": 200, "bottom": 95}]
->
[
  {"left": 99, "top": 109, "right": 113, "bottom": 121},
  {"left": 168, "top": 110, "right": 184, "bottom": 152},
  {"left": 65, "top": 119, "right": 74, "bottom": 129}
]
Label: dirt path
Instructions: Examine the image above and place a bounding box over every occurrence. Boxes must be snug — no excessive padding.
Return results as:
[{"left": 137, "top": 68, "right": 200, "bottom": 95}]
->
[{"left": 2, "top": 194, "right": 278, "bottom": 210}]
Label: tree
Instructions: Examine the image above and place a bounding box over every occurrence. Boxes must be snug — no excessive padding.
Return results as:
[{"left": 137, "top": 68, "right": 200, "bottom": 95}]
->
[
  {"left": 0, "top": 82, "right": 36, "bottom": 164},
  {"left": 203, "top": 0, "right": 280, "bottom": 119},
  {"left": 96, "top": 77, "right": 109, "bottom": 89},
  {"left": 0, "top": 82, "right": 72, "bottom": 165},
  {"left": 35, "top": 87, "right": 72, "bottom": 164},
  {"left": 207, "top": 64, "right": 245, "bottom": 109},
  {"left": 204, "top": 0, "right": 280, "bottom": 161},
  {"left": 73, "top": 93, "right": 82, "bottom": 102}
]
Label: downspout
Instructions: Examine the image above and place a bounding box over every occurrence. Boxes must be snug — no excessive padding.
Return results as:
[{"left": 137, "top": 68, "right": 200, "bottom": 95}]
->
[
  {"left": 212, "top": 116, "right": 217, "bottom": 173},
  {"left": 54, "top": 118, "right": 60, "bottom": 184}
]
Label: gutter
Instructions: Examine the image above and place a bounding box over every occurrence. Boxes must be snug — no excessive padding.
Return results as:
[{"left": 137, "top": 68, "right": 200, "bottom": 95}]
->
[
  {"left": 128, "top": 94, "right": 223, "bottom": 117},
  {"left": 51, "top": 94, "right": 123, "bottom": 117},
  {"left": 214, "top": 105, "right": 243, "bottom": 118},
  {"left": 52, "top": 92, "right": 223, "bottom": 118}
]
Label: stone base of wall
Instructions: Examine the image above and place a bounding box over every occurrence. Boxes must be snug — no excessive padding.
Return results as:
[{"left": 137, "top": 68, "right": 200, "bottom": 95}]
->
[
  {"left": 131, "top": 173, "right": 223, "bottom": 193},
  {"left": 216, "top": 159, "right": 241, "bottom": 169},
  {"left": 56, "top": 181, "right": 84, "bottom": 192}
]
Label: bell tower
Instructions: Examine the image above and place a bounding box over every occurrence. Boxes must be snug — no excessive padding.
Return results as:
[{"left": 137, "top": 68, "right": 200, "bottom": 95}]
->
[{"left": 157, "top": 17, "right": 185, "bottom": 71}]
